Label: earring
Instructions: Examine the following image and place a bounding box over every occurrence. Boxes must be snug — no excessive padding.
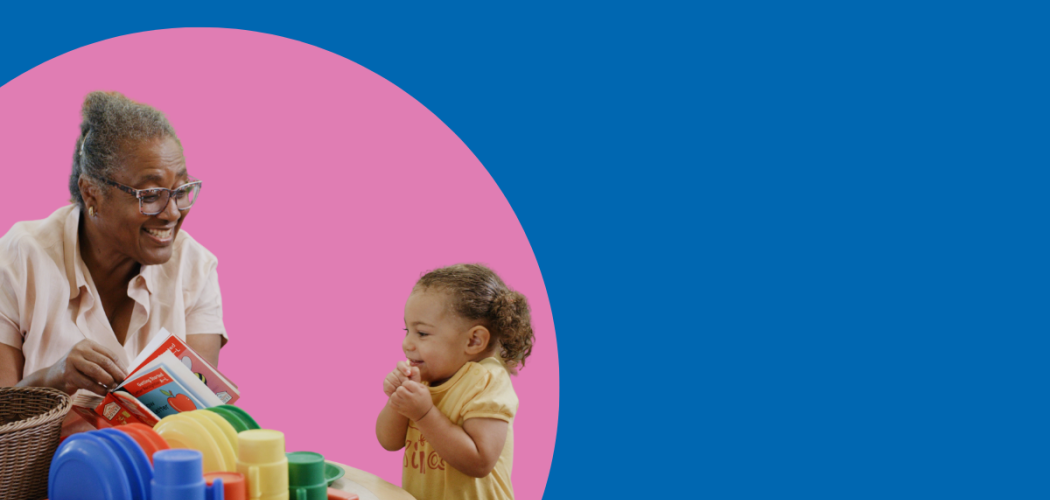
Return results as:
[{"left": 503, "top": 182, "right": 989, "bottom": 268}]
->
[{"left": 87, "top": 206, "right": 95, "bottom": 217}]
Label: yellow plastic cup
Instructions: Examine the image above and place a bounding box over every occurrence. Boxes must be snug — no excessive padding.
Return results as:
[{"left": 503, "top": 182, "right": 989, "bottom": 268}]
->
[
  {"left": 237, "top": 429, "right": 289, "bottom": 500},
  {"left": 154, "top": 413, "right": 237, "bottom": 473}
]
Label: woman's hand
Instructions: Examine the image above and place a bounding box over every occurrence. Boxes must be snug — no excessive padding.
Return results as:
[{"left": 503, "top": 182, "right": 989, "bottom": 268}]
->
[
  {"left": 390, "top": 380, "right": 434, "bottom": 421},
  {"left": 383, "top": 360, "right": 420, "bottom": 397},
  {"left": 46, "top": 339, "right": 127, "bottom": 395}
]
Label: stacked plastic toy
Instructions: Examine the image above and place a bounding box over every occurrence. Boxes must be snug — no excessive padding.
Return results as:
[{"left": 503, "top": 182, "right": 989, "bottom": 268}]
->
[{"left": 46, "top": 405, "right": 358, "bottom": 500}]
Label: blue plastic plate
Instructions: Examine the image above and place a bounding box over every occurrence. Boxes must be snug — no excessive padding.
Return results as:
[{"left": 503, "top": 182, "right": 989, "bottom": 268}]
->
[
  {"left": 97, "top": 429, "right": 153, "bottom": 500},
  {"left": 49, "top": 434, "right": 133, "bottom": 500}
]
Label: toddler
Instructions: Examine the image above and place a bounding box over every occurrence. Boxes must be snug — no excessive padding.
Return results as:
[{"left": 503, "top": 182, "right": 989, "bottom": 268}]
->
[{"left": 376, "top": 264, "right": 534, "bottom": 500}]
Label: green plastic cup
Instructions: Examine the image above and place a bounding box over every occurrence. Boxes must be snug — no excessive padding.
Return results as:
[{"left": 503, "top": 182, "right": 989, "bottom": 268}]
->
[{"left": 286, "top": 451, "right": 327, "bottom": 500}]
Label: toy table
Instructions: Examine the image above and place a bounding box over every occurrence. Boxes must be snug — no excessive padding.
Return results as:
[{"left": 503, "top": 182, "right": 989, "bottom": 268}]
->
[{"left": 328, "top": 462, "right": 416, "bottom": 500}]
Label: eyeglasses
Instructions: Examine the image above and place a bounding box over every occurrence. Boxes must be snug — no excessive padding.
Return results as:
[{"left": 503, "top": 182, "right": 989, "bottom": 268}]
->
[{"left": 93, "top": 175, "right": 202, "bottom": 216}]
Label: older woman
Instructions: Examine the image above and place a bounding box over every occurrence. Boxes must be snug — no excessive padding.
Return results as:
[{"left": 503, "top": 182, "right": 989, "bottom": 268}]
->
[{"left": 0, "top": 92, "right": 226, "bottom": 398}]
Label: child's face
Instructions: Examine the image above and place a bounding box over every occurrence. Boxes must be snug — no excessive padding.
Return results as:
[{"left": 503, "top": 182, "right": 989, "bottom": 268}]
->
[{"left": 403, "top": 288, "right": 474, "bottom": 386}]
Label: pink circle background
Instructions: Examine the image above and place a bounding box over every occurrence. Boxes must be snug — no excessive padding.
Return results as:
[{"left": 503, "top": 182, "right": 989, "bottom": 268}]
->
[{"left": 0, "top": 29, "right": 558, "bottom": 498}]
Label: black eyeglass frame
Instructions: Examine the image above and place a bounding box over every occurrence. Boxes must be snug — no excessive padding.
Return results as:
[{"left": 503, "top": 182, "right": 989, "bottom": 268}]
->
[{"left": 92, "top": 174, "right": 202, "bottom": 216}]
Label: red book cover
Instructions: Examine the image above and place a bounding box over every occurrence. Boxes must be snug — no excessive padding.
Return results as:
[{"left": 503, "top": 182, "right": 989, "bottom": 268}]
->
[
  {"left": 91, "top": 391, "right": 160, "bottom": 427},
  {"left": 70, "top": 404, "right": 113, "bottom": 429}
]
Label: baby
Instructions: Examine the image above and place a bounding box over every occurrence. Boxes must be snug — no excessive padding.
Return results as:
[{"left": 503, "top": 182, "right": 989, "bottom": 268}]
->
[{"left": 376, "top": 264, "right": 534, "bottom": 500}]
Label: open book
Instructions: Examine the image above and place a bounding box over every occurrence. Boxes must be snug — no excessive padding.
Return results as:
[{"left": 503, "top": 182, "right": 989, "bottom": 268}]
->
[{"left": 71, "top": 328, "right": 239, "bottom": 428}]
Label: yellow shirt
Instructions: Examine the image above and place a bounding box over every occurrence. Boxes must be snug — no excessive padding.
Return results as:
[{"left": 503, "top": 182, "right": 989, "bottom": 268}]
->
[{"left": 403, "top": 357, "right": 518, "bottom": 500}]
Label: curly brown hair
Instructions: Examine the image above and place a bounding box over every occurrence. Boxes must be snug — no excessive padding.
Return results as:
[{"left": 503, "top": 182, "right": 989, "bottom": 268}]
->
[{"left": 416, "top": 264, "right": 535, "bottom": 370}]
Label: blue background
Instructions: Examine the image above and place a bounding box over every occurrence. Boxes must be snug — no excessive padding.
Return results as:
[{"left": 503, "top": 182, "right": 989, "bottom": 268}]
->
[{"left": 2, "top": 2, "right": 1047, "bottom": 498}]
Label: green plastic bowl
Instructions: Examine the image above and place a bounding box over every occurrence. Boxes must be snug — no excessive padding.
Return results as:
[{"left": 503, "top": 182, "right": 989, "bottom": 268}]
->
[
  {"left": 205, "top": 405, "right": 260, "bottom": 432},
  {"left": 325, "top": 461, "right": 345, "bottom": 486}
]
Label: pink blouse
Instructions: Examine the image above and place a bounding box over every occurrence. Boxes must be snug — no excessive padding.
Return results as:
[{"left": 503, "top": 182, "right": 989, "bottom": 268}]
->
[{"left": 0, "top": 205, "right": 227, "bottom": 377}]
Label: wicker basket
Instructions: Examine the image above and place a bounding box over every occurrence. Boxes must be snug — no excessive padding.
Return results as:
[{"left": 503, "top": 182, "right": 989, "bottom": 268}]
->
[{"left": 0, "top": 387, "right": 72, "bottom": 500}]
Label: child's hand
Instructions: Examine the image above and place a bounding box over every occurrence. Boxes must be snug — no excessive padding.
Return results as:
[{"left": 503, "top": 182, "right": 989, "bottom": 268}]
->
[
  {"left": 383, "top": 360, "right": 421, "bottom": 397},
  {"left": 389, "top": 380, "right": 434, "bottom": 421}
]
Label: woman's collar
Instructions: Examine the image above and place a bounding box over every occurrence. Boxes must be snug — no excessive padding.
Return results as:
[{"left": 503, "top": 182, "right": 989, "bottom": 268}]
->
[
  {"left": 62, "top": 204, "right": 88, "bottom": 299},
  {"left": 63, "top": 204, "right": 157, "bottom": 298},
  {"left": 135, "top": 264, "right": 156, "bottom": 295}
]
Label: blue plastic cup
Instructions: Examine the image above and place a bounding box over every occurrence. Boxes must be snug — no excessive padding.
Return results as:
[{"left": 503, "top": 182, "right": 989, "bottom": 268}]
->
[{"left": 152, "top": 448, "right": 225, "bottom": 500}]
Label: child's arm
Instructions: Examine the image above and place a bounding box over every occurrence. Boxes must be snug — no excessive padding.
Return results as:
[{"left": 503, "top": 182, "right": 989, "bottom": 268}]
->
[
  {"left": 390, "top": 381, "right": 509, "bottom": 478},
  {"left": 375, "top": 401, "right": 410, "bottom": 451},
  {"left": 375, "top": 361, "right": 417, "bottom": 451}
]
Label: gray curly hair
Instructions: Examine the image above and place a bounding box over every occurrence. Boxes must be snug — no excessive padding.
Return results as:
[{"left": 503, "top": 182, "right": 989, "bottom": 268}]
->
[{"left": 69, "top": 91, "right": 182, "bottom": 208}]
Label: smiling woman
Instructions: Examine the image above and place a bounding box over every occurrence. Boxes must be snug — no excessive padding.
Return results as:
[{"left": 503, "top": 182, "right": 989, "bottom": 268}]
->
[{"left": 0, "top": 92, "right": 226, "bottom": 425}]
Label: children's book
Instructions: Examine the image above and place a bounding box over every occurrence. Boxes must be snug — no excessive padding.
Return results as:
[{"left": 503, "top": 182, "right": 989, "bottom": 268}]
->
[
  {"left": 70, "top": 328, "right": 239, "bottom": 428},
  {"left": 71, "top": 389, "right": 160, "bottom": 427},
  {"left": 70, "top": 392, "right": 116, "bottom": 428},
  {"left": 115, "top": 365, "right": 206, "bottom": 418},
  {"left": 129, "top": 328, "right": 240, "bottom": 404},
  {"left": 120, "top": 351, "right": 224, "bottom": 409}
]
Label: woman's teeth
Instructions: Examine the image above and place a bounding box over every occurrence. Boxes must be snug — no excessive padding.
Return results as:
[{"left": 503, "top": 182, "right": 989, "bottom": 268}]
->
[{"left": 146, "top": 228, "right": 172, "bottom": 238}]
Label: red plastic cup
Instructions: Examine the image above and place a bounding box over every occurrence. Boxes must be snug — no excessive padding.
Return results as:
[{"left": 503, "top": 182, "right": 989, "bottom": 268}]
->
[
  {"left": 115, "top": 422, "right": 170, "bottom": 464},
  {"left": 206, "top": 471, "right": 247, "bottom": 500}
]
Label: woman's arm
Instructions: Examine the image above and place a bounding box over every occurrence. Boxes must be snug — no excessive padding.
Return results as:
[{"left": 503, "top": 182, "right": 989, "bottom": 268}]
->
[
  {"left": 185, "top": 333, "right": 222, "bottom": 367},
  {"left": 390, "top": 381, "right": 509, "bottom": 478},
  {"left": 2, "top": 340, "right": 126, "bottom": 395},
  {"left": 0, "top": 343, "right": 25, "bottom": 387}
]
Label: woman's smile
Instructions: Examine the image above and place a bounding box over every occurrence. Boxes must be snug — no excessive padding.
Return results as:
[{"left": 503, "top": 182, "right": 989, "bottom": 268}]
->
[{"left": 143, "top": 226, "right": 175, "bottom": 243}]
